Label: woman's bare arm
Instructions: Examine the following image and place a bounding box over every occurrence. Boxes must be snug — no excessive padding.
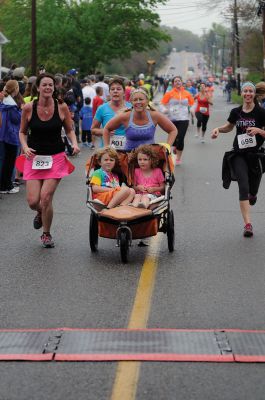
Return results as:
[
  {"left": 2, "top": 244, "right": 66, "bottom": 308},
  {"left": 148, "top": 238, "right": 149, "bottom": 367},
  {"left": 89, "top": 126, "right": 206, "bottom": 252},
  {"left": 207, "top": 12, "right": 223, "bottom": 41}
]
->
[
  {"left": 60, "top": 103, "right": 80, "bottom": 154},
  {"left": 153, "top": 111, "right": 178, "bottom": 146},
  {"left": 103, "top": 113, "right": 128, "bottom": 146},
  {"left": 211, "top": 122, "right": 235, "bottom": 139}
]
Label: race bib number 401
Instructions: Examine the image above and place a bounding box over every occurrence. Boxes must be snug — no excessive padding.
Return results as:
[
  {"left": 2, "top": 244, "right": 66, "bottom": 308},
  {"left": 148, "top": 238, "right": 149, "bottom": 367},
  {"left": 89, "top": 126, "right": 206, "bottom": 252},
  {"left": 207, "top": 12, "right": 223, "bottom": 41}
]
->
[
  {"left": 32, "top": 155, "right": 53, "bottom": 170},
  {"left": 237, "top": 133, "right": 257, "bottom": 149},
  {"left": 110, "top": 135, "right": 125, "bottom": 149}
]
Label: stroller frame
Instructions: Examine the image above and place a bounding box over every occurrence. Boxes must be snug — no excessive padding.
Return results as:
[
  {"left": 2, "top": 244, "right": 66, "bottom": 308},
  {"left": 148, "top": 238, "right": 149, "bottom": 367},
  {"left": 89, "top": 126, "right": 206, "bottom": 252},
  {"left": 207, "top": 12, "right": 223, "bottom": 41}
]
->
[{"left": 86, "top": 144, "right": 175, "bottom": 263}]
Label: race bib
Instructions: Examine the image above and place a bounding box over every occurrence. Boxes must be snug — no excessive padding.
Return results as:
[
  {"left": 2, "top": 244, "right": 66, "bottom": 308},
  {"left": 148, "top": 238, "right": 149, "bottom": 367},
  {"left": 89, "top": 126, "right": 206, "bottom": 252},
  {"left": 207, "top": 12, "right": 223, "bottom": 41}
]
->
[
  {"left": 199, "top": 107, "right": 207, "bottom": 114},
  {"left": 110, "top": 135, "right": 125, "bottom": 149},
  {"left": 32, "top": 155, "right": 53, "bottom": 170},
  {"left": 237, "top": 133, "right": 257, "bottom": 149},
  {"left": 169, "top": 106, "right": 179, "bottom": 115}
]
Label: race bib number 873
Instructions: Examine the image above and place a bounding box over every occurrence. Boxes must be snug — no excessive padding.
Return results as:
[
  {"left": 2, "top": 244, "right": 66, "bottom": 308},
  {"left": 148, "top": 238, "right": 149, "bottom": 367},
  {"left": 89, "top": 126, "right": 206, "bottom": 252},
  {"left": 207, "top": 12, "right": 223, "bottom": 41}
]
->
[{"left": 237, "top": 133, "right": 257, "bottom": 149}]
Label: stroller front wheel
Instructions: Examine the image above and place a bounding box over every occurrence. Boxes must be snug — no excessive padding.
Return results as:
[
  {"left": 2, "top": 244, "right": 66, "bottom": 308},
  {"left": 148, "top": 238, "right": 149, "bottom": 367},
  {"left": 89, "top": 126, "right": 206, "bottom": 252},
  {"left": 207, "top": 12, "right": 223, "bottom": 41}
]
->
[
  {"left": 167, "top": 209, "right": 175, "bottom": 252},
  {"left": 89, "top": 212, "right": 98, "bottom": 252},
  {"left": 120, "top": 230, "right": 129, "bottom": 263}
]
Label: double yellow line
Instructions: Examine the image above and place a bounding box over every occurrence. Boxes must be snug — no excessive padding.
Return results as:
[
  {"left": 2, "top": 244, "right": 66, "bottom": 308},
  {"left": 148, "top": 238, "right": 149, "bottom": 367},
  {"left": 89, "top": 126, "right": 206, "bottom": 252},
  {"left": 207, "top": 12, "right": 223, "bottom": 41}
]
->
[{"left": 110, "top": 236, "right": 161, "bottom": 400}]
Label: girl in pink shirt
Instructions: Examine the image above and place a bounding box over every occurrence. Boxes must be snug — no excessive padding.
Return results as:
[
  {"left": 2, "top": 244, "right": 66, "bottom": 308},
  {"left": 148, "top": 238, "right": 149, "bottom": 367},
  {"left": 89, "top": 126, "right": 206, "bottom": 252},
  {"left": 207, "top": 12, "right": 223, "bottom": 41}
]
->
[{"left": 131, "top": 144, "right": 165, "bottom": 208}]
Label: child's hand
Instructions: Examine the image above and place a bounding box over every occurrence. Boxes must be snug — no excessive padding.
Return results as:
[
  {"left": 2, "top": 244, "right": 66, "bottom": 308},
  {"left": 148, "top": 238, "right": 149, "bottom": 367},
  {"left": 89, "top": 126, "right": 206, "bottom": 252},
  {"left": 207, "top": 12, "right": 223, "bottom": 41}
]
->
[{"left": 137, "top": 185, "right": 147, "bottom": 193}]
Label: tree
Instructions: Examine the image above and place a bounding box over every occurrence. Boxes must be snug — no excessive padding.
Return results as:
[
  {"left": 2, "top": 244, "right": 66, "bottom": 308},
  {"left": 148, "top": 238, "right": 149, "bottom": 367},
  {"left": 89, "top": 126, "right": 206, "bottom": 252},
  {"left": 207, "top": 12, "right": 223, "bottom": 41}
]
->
[{"left": 0, "top": 0, "right": 170, "bottom": 74}]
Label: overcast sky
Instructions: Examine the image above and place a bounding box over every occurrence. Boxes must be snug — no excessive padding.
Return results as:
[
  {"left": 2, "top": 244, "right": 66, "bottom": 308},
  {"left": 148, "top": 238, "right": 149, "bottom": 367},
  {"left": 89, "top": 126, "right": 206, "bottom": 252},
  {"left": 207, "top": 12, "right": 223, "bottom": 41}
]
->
[{"left": 156, "top": 0, "right": 228, "bottom": 36}]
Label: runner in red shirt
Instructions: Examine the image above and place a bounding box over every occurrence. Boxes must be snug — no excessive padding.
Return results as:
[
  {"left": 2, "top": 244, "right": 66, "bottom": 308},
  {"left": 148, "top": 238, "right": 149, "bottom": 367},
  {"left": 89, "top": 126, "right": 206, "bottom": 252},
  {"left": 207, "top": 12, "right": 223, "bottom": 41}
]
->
[{"left": 194, "top": 82, "right": 213, "bottom": 142}]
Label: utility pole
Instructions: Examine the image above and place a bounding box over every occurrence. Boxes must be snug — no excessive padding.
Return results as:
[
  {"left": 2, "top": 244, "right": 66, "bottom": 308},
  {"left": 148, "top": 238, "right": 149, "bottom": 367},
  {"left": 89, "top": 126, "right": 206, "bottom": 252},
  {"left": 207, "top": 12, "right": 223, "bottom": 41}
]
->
[
  {"left": 221, "top": 34, "right": 226, "bottom": 73},
  {"left": 230, "top": 19, "right": 235, "bottom": 75},
  {"left": 258, "top": 1, "right": 265, "bottom": 79},
  {"left": 31, "top": 0, "right": 37, "bottom": 75},
  {"left": 234, "top": 0, "right": 241, "bottom": 95}
]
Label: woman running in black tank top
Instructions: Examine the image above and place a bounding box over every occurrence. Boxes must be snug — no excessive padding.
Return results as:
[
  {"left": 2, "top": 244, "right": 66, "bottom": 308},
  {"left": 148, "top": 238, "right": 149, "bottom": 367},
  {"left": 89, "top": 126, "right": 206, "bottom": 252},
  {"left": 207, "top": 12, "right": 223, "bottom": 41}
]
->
[
  {"left": 19, "top": 73, "right": 80, "bottom": 248},
  {"left": 27, "top": 99, "right": 65, "bottom": 155}
]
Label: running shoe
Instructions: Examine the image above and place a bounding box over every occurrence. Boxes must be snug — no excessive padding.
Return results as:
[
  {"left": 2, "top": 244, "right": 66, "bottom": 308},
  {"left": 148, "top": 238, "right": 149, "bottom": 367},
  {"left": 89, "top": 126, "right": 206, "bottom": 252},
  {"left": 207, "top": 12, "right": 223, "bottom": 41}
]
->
[
  {"left": 248, "top": 194, "right": 257, "bottom": 206},
  {"left": 138, "top": 240, "right": 149, "bottom": 247},
  {"left": 7, "top": 187, "right": 19, "bottom": 194},
  {"left": 33, "top": 212, "right": 42, "bottom": 229},
  {"left": 175, "top": 159, "right": 182, "bottom": 166},
  {"left": 41, "top": 233, "right": 55, "bottom": 248},
  {"left": 194, "top": 133, "right": 199, "bottom": 138},
  {"left": 243, "top": 223, "right": 253, "bottom": 238}
]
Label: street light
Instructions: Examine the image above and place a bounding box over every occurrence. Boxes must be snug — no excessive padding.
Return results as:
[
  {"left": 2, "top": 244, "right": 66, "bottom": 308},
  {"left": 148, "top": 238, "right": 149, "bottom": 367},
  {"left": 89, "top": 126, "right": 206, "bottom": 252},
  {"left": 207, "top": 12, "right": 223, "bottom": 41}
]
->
[{"left": 0, "top": 32, "right": 9, "bottom": 80}]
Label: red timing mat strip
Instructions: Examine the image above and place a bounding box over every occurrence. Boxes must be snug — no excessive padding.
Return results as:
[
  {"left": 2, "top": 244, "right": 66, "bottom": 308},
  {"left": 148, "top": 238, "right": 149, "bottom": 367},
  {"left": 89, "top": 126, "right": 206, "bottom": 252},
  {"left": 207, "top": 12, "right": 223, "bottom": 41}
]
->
[
  {"left": 0, "top": 328, "right": 264, "bottom": 362},
  {"left": 55, "top": 353, "right": 234, "bottom": 362}
]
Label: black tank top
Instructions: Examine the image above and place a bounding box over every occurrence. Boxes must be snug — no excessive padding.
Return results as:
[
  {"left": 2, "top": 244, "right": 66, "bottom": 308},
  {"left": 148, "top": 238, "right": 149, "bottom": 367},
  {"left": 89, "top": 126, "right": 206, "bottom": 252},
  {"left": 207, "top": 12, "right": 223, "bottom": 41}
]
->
[{"left": 28, "top": 99, "right": 65, "bottom": 155}]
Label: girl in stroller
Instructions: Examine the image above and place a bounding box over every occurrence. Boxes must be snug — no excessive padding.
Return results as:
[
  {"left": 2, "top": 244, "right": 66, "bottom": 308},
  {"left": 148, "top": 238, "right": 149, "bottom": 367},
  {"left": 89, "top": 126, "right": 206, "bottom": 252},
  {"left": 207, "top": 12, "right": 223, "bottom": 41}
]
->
[
  {"left": 131, "top": 144, "right": 165, "bottom": 209},
  {"left": 90, "top": 147, "right": 135, "bottom": 209}
]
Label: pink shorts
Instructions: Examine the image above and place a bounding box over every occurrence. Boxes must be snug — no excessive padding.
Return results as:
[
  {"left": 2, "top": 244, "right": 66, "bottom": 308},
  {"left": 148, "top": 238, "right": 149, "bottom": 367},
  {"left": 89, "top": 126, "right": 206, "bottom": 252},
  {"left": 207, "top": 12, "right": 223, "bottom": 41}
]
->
[{"left": 21, "top": 152, "right": 75, "bottom": 181}]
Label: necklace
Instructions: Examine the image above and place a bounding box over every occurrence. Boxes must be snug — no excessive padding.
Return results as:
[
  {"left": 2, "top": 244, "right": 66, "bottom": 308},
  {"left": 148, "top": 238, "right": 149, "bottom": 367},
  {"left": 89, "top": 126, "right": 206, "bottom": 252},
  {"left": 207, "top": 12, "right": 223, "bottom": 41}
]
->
[{"left": 38, "top": 102, "right": 52, "bottom": 115}]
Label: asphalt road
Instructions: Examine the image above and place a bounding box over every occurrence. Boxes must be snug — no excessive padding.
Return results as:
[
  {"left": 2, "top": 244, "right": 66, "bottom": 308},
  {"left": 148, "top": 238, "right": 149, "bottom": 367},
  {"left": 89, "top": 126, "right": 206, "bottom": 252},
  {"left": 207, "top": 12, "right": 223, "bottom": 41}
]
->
[
  {"left": 0, "top": 87, "right": 265, "bottom": 399},
  {"left": 157, "top": 50, "right": 205, "bottom": 81}
]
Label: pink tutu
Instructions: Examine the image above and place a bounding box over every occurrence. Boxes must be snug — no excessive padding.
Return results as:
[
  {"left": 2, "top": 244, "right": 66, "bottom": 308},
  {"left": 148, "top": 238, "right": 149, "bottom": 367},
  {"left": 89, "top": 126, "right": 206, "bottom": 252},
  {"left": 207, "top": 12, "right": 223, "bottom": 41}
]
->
[{"left": 16, "top": 152, "right": 75, "bottom": 180}]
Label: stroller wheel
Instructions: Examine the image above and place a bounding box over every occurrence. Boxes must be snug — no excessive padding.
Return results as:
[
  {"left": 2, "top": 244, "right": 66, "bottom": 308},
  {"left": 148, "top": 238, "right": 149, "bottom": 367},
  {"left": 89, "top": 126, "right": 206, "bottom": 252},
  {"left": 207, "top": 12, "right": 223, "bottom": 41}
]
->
[
  {"left": 89, "top": 212, "right": 98, "bottom": 252},
  {"left": 120, "top": 230, "right": 129, "bottom": 263},
  {"left": 167, "top": 209, "right": 175, "bottom": 252}
]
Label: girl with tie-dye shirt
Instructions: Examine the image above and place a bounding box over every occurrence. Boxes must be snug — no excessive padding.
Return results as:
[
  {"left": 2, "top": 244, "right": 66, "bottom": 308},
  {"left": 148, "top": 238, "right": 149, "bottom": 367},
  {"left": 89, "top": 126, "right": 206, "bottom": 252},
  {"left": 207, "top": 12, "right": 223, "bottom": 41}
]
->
[{"left": 90, "top": 147, "right": 135, "bottom": 208}]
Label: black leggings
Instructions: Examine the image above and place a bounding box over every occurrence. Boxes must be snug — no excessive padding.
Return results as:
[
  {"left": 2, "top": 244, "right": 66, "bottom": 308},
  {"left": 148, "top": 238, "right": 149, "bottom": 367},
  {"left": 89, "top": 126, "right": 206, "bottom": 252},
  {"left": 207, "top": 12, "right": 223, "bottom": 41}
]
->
[
  {"left": 231, "top": 154, "right": 262, "bottom": 201},
  {"left": 172, "top": 120, "right": 189, "bottom": 151},
  {"left": 195, "top": 112, "right": 209, "bottom": 132},
  {"left": 0, "top": 142, "right": 18, "bottom": 191},
  {"left": 82, "top": 130, "right": 92, "bottom": 143}
]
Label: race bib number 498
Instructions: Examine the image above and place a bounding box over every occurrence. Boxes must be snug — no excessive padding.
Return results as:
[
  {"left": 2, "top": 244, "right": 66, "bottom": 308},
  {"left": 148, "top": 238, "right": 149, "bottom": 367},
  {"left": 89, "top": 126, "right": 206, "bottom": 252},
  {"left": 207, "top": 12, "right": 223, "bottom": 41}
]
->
[
  {"left": 237, "top": 133, "right": 257, "bottom": 149},
  {"left": 32, "top": 155, "right": 53, "bottom": 170}
]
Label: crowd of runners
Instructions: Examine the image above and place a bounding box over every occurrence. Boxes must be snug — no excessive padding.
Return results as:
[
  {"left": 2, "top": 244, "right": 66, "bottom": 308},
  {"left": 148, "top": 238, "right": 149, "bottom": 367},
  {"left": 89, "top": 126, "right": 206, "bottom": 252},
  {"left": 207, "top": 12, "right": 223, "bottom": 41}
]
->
[{"left": 1, "top": 63, "right": 265, "bottom": 246}]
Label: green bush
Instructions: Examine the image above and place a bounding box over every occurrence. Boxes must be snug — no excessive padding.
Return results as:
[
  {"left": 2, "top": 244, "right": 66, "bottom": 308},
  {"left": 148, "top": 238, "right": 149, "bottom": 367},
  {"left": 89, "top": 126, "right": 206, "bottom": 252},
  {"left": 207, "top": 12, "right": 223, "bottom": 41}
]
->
[
  {"left": 231, "top": 91, "right": 242, "bottom": 105},
  {"left": 246, "top": 72, "right": 263, "bottom": 83}
]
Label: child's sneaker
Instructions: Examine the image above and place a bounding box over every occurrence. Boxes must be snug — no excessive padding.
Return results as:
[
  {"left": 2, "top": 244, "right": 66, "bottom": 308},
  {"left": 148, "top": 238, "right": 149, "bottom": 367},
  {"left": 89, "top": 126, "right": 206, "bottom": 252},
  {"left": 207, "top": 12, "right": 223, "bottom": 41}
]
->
[
  {"left": 41, "top": 233, "right": 55, "bottom": 248},
  {"left": 243, "top": 223, "right": 253, "bottom": 237}
]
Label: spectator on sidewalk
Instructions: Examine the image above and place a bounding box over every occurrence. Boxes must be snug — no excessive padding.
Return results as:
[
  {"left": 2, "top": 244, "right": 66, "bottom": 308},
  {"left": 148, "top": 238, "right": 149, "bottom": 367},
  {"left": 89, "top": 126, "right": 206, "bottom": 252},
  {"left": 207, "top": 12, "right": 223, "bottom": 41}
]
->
[
  {"left": 93, "top": 74, "right": 109, "bottom": 102},
  {"left": 82, "top": 78, "right": 96, "bottom": 106},
  {"left": 80, "top": 97, "right": 93, "bottom": 148},
  {"left": 0, "top": 80, "right": 23, "bottom": 194}
]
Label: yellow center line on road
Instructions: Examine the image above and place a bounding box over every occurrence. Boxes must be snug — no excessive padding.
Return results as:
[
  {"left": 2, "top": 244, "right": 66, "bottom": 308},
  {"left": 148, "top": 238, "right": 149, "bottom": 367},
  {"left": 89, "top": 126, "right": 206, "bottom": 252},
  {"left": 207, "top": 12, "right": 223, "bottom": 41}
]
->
[{"left": 110, "top": 235, "right": 162, "bottom": 400}]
